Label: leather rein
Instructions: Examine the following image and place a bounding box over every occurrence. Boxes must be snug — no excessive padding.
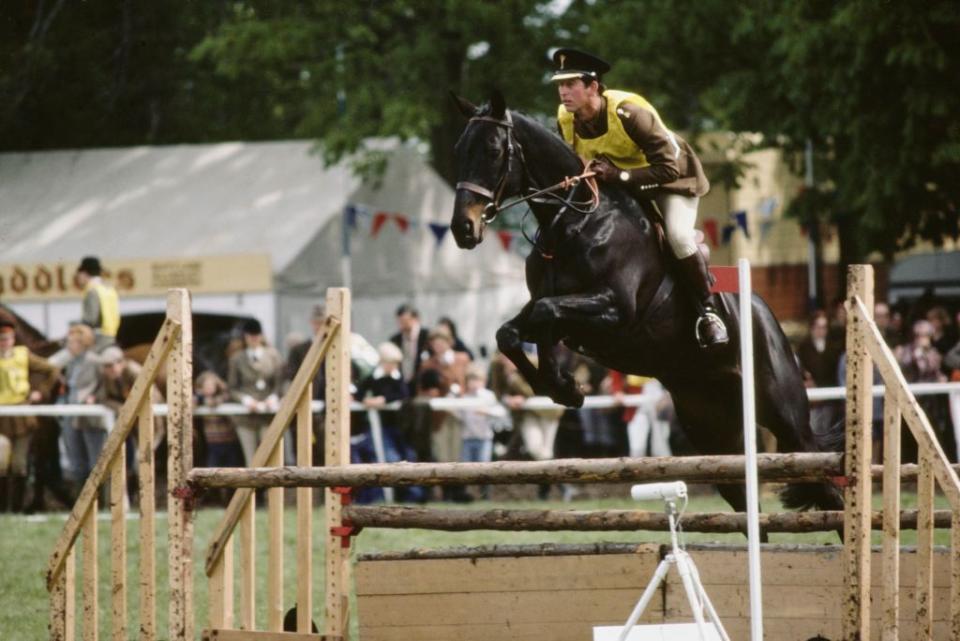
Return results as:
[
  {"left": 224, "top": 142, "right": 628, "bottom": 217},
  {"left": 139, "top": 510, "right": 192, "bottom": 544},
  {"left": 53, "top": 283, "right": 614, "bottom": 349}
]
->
[{"left": 455, "top": 112, "right": 600, "bottom": 225}]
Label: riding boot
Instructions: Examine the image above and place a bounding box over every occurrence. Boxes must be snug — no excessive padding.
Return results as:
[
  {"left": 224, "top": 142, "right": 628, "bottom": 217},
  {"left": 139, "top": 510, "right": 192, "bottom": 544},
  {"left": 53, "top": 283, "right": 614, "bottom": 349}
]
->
[
  {"left": 0, "top": 476, "right": 8, "bottom": 513},
  {"left": 677, "top": 253, "right": 729, "bottom": 348}
]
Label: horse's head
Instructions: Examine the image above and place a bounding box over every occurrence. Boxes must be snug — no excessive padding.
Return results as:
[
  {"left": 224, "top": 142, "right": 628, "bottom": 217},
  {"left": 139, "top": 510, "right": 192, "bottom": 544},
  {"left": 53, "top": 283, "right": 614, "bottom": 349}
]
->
[{"left": 450, "top": 90, "right": 525, "bottom": 249}]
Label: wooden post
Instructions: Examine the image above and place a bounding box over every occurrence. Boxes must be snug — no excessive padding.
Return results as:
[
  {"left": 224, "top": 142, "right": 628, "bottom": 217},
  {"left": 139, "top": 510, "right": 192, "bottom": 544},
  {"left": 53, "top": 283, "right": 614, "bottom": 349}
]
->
[
  {"left": 110, "top": 446, "right": 126, "bottom": 641},
  {"left": 51, "top": 546, "right": 76, "bottom": 641},
  {"left": 916, "top": 452, "right": 935, "bottom": 640},
  {"left": 166, "top": 289, "right": 193, "bottom": 641},
  {"left": 239, "top": 497, "right": 255, "bottom": 630},
  {"left": 267, "top": 441, "right": 284, "bottom": 632},
  {"left": 324, "top": 288, "right": 351, "bottom": 639},
  {"left": 209, "top": 536, "right": 233, "bottom": 630},
  {"left": 952, "top": 511, "right": 960, "bottom": 641},
  {"left": 138, "top": 401, "right": 156, "bottom": 641},
  {"left": 880, "top": 389, "right": 901, "bottom": 641},
  {"left": 842, "top": 264, "right": 873, "bottom": 641},
  {"left": 296, "top": 389, "right": 314, "bottom": 633},
  {"left": 82, "top": 502, "right": 98, "bottom": 641}
]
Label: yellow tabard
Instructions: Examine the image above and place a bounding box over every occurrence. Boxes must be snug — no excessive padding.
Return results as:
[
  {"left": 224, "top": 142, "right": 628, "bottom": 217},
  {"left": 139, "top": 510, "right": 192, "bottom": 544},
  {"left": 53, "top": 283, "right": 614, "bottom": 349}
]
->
[
  {"left": 557, "top": 89, "right": 668, "bottom": 169},
  {"left": 86, "top": 282, "right": 120, "bottom": 337},
  {"left": 0, "top": 346, "right": 31, "bottom": 405}
]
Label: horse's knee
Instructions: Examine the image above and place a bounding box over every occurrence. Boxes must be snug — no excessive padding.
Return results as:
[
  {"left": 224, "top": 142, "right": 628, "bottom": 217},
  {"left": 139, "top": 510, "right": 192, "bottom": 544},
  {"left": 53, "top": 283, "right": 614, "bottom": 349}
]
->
[
  {"left": 496, "top": 324, "right": 521, "bottom": 352},
  {"left": 529, "top": 299, "right": 555, "bottom": 324}
]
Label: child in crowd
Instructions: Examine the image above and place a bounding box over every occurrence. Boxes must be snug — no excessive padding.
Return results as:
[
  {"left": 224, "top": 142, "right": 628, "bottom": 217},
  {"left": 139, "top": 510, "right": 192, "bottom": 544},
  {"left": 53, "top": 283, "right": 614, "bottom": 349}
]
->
[
  {"left": 196, "top": 371, "right": 240, "bottom": 505},
  {"left": 457, "top": 366, "right": 506, "bottom": 500}
]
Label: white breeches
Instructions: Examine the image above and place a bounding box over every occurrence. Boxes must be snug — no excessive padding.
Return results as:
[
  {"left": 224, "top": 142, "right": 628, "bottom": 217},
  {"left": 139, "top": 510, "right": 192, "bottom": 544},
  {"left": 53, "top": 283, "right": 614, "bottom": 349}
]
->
[{"left": 657, "top": 193, "right": 700, "bottom": 259}]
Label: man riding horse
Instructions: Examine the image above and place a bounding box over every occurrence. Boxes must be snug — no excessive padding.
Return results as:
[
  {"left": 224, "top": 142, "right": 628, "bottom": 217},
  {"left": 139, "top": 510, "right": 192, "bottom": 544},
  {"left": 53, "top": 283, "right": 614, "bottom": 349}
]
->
[{"left": 550, "top": 48, "right": 728, "bottom": 350}]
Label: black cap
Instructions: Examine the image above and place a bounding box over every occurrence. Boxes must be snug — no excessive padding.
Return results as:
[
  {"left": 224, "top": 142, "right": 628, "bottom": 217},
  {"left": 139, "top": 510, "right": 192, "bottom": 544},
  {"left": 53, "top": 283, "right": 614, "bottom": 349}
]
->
[
  {"left": 550, "top": 48, "right": 610, "bottom": 83},
  {"left": 77, "top": 256, "right": 102, "bottom": 276},
  {"left": 241, "top": 318, "right": 263, "bottom": 335}
]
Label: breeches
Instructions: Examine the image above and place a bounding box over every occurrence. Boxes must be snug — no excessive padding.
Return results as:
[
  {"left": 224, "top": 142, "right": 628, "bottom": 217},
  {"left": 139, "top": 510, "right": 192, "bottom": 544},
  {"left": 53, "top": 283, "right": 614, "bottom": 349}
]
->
[
  {"left": 657, "top": 193, "right": 700, "bottom": 259},
  {"left": 0, "top": 432, "right": 32, "bottom": 475}
]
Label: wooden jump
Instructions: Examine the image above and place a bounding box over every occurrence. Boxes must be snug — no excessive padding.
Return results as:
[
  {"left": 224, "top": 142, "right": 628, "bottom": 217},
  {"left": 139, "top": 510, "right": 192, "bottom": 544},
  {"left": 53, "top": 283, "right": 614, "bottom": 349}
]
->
[{"left": 344, "top": 504, "right": 955, "bottom": 533}]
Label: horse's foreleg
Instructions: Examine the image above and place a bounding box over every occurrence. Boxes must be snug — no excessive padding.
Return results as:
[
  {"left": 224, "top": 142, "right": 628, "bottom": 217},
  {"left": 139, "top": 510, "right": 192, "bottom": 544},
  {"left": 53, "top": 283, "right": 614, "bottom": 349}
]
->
[
  {"left": 528, "top": 290, "right": 624, "bottom": 407},
  {"left": 496, "top": 302, "right": 550, "bottom": 395}
]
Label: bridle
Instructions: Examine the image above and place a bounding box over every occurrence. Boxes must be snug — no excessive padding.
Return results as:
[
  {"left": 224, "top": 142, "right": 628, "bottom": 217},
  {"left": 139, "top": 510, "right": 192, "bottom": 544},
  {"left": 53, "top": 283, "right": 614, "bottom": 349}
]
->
[
  {"left": 454, "top": 112, "right": 521, "bottom": 224},
  {"left": 455, "top": 110, "right": 601, "bottom": 225}
]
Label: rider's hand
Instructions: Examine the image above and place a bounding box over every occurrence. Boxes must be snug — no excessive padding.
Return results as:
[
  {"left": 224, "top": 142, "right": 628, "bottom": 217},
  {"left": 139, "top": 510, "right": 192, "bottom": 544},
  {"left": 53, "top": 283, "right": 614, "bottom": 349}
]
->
[{"left": 587, "top": 157, "right": 619, "bottom": 182}]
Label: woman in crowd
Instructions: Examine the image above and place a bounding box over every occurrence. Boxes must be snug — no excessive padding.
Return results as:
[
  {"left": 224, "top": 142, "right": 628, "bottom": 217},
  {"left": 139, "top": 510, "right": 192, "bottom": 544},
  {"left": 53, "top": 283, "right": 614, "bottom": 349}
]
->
[
  {"left": 54, "top": 323, "right": 105, "bottom": 489},
  {"left": 0, "top": 315, "right": 59, "bottom": 512}
]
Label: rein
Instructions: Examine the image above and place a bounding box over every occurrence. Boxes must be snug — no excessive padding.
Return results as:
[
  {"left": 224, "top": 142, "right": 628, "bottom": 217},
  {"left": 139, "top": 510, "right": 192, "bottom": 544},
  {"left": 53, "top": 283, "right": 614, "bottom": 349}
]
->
[{"left": 455, "top": 112, "right": 601, "bottom": 225}]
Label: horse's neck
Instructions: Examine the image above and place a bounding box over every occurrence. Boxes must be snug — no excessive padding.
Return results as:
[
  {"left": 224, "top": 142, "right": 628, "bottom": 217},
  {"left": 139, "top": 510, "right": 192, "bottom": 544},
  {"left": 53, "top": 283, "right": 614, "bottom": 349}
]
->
[{"left": 513, "top": 113, "right": 583, "bottom": 189}]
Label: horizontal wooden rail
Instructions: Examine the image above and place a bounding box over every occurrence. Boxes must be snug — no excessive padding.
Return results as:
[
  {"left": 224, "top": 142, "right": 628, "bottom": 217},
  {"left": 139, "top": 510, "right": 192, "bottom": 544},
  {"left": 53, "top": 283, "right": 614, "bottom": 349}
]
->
[
  {"left": 190, "top": 452, "right": 844, "bottom": 489},
  {"left": 344, "top": 505, "right": 955, "bottom": 533},
  {"left": 187, "top": 455, "right": 960, "bottom": 490}
]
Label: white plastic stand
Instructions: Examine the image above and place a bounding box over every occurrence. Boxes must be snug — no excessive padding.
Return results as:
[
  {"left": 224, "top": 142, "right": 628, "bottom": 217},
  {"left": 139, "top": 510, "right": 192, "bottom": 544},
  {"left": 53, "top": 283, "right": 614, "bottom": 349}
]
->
[{"left": 593, "top": 488, "right": 730, "bottom": 641}]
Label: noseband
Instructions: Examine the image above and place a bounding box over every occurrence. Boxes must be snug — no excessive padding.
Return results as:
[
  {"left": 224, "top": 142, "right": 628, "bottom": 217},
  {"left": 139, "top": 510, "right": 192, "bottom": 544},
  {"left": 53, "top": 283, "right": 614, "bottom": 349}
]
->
[{"left": 455, "top": 112, "right": 519, "bottom": 224}]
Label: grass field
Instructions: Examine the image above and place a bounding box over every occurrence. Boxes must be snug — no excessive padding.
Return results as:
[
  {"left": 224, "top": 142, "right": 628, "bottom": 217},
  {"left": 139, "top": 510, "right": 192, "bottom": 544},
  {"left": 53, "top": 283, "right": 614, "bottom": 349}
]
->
[{"left": 0, "top": 488, "right": 950, "bottom": 640}]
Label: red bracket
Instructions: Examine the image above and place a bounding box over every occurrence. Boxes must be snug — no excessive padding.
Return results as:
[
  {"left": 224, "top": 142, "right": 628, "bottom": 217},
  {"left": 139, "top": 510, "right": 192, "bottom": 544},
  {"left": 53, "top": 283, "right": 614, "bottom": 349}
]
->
[
  {"left": 330, "top": 487, "right": 360, "bottom": 547},
  {"left": 709, "top": 266, "right": 739, "bottom": 294},
  {"left": 830, "top": 475, "right": 850, "bottom": 488}
]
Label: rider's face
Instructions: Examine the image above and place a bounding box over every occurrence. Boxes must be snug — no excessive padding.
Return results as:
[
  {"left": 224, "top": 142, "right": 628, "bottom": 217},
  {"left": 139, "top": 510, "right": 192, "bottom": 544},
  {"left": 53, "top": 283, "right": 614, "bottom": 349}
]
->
[{"left": 557, "top": 78, "right": 593, "bottom": 113}]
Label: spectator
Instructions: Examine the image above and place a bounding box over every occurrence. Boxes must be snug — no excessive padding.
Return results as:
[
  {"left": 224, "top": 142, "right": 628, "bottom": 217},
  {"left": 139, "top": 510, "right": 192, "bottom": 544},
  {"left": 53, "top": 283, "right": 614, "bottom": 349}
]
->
[
  {"left": 389, "top": 304, "right": 429, "bottom": 395},
  {"left": 75, "top": 256, "right": 120, "bottom": 351},
  {"left": 228, "top": 318, "right": 283, "bottom": 467},
  {"left": 944, "top": 327, "right": 960, "bottom": 462},
  {"left": 285, "top": 304, "right": 327, "bottom": 399},
  {"left": 353, "top": 342, "right": 425, "bottom": 503},
  {"left": 196, "top": 371, "right": 240, "bottom": 505},
  {"left": 495, "top": 351, "right": 563, "bottom": 499},
  {"left": 457, "top": 366, "right": 507, "bottom": 499},
  {"left": 926, "top": 306, "right": 957, "bottom": 357},
  {"left": 419, "top": 326, "right": 470, "bottom": 396},
  {"left": 873, "top": 302, "right": 898, "bottom": 347},
  {"left": 55, "top": 323, "right": 105, "bottom": 489},
  {"left": 797, "top": 310, "right": 843, "bottom": 430},
  {"left": 436, "top": 316, "right": 474, "bottom": 361},
  {"left": 610, "top": 372, "right": 671, "bottom": 458},
  {"left": 0, "top": 315, "right": 59, "bottom": 512},
  {"left": 93, "top": 346, "right": 166, "bottom": 502},
  {"left": 895, "top": 319, "right": 949, "bottom": 461},
  {"left": 827, "top": 296, "right": 847, "bottom": 350}
]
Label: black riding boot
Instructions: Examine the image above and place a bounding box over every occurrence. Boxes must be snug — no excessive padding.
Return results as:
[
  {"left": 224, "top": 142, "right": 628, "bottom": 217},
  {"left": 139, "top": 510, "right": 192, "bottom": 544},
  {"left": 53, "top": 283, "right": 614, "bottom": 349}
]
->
[
  {"left": 678, "top": 253, "right": 729, "bottom": 348},
  {"left": 0, "top": 476, "right": 8, "bottom": 512}
]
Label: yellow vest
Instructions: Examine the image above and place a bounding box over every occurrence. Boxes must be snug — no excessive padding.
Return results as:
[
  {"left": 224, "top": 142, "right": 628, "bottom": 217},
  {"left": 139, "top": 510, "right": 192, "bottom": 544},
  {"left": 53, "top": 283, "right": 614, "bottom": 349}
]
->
[
  {"left": 86, "top": 281, "right": 120, "bottom": 337},
  {"left": 557, "top": 89, "right": 671, "bottom": 169},
  {"left": 0, "top": 346, "right": 31, "bottom": 405}
]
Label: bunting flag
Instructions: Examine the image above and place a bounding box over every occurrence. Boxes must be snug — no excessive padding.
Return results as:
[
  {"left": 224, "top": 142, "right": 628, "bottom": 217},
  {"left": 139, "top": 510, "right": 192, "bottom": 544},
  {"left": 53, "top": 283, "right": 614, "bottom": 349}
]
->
[
  {"left": 371, "top": 211, "right": 390, "bottom": 237},
  {"left": 733, "top": 210, "right": 749, "bottom": 239},
  {"left": 702, "top": 219, "right": 719, "bottom": 247},
  {"left": 428, "top": 222, "right": 449, "bottom": 246},
  {"left": 393, "top": 213, "right": 410, "bottom": 233},
  {"left": 721, "top": 223, "right": 736, "bottom": 245},
  {"left": 344, "top": 204, "right": 358, "bottom": 229},
  {"left": 497, "top": 230, "right": 514, "bottom": 251},
  {"left": 758, "top": 196, "right": 778, "bottom": 219}
]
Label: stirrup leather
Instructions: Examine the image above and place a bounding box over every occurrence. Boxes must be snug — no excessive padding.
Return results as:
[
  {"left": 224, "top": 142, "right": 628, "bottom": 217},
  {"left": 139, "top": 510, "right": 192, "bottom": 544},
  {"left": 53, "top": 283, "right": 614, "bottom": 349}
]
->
[{"left": 695, "top": 310, "right": 729, "bottom": 348}]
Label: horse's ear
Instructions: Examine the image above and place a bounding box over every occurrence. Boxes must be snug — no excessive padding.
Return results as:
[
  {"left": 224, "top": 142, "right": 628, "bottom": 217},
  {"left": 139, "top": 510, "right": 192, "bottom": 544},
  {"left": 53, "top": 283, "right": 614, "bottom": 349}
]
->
[
  {"left": 450, "top": 91, "right": 478, "bottom": 119},
  {"left": 490, "top": 88, "right": 506, "bottom": 118}
]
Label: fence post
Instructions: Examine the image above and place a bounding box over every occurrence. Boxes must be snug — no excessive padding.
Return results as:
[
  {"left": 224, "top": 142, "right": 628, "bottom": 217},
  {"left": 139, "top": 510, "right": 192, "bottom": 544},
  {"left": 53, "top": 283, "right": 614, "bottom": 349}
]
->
[
  {"left": 324, "top": 288, "right": 351, "bottom": 639},
  {"left": 166, "top": 289, "right": 193, "bottom": 641},
  {"left": 842, "top": 264, "right": 874, "bottom": 641}
]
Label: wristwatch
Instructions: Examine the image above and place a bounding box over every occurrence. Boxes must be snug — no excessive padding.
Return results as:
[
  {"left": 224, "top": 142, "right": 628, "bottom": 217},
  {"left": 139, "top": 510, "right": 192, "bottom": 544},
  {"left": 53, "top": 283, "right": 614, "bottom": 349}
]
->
[{"left": 619, "top": 170, "right": 630, "bottom": 183}]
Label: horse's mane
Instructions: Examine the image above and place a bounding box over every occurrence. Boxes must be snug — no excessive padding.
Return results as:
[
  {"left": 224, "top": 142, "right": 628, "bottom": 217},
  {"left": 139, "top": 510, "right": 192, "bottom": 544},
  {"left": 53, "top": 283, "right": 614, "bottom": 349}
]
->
[{"left": 474, "top": 101, "right": 584, "bottom": 176}]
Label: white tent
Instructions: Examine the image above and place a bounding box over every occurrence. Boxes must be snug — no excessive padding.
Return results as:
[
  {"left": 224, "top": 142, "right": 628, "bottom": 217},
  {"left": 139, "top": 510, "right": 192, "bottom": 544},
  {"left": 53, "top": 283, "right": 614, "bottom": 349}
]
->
[{"left": 0, "top": 140, "right": 528, "bottom": 353}]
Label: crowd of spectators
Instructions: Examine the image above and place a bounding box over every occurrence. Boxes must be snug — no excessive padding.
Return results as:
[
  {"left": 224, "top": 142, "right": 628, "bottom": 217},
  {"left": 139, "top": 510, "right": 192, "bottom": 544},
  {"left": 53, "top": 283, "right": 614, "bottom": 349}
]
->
[
  {"left": 3, "top": 283, "right": 959, "bottom": 514},
  {"left": 796, "top": 297, "right": 960, "bottom": 464}
]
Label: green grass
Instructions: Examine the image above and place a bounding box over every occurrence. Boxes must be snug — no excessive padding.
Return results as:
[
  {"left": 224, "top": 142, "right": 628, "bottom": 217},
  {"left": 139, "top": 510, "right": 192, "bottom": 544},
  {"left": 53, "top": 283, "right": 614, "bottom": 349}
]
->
[{"left": 0, "top": 488, "right": 951, "bottom": 640}]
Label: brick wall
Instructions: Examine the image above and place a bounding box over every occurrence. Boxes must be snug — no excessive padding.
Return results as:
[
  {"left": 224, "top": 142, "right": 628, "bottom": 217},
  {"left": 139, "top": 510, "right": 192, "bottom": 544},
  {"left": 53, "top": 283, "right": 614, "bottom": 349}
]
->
[{"left": 751, "top": 263, "right": 889, "bottom": 322}]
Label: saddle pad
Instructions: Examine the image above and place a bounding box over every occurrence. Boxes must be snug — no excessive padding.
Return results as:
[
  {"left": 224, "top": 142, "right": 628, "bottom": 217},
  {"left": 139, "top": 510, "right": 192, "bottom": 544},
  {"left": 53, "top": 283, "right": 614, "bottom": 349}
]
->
[{"left": 593, "top": 623, "right": 724, "bottom": 640}]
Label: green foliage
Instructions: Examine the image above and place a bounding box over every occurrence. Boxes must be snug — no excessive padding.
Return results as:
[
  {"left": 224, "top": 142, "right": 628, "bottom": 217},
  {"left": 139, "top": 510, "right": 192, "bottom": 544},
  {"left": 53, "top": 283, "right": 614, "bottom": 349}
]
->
[{"left": 1, "top": 0, "right": 958, "bottom": 258}]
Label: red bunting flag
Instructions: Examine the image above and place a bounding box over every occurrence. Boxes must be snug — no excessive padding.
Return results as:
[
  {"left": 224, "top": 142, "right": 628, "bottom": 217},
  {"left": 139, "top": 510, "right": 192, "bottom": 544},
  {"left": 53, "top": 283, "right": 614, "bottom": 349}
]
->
[
  {"left": 497, "top": 230, "right": 513, "bottom": 251},
  {"left": 702, "top": 219, "right": 719, "bottom": 247},
  {"left": 371, "top": 211, "right": 389, "bottom": 237},
  {"left": 393, "top": 213, "right": 410, "bottom": 233}
]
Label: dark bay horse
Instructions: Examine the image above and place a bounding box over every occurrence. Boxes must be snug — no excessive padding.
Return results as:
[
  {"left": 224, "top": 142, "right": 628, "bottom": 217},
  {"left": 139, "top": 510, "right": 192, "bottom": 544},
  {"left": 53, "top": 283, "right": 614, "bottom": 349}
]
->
[{"left": 450, "top": 91, "right": 843, "bottom": 524}]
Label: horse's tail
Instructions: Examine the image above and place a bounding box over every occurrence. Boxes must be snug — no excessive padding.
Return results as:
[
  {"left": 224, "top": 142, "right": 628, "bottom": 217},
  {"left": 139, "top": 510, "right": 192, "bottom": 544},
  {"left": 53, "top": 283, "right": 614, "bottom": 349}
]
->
[{"left": 780, "top": 413, "right": 846, "bottom": 511}]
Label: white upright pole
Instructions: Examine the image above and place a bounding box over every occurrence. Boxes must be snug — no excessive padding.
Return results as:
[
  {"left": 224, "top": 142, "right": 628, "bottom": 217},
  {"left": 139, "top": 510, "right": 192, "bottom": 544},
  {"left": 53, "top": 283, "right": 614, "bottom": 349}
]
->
[{"left": 738, "top": 257, "right": 763, "bottom": 641}]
